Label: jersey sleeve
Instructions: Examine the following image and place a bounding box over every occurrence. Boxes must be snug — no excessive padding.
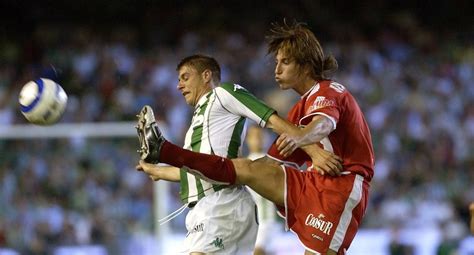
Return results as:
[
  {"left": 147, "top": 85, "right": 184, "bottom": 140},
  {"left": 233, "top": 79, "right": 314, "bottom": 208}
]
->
[
  {"left": 215, "top": 83, "right": 276, "bottom": 127},
  {"left": 300, "top": 82, "right": 344, "bottom": 128}
]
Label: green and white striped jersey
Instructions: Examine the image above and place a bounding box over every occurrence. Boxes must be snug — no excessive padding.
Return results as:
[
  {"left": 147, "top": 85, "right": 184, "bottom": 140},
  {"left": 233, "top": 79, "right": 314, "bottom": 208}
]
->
[{"left": 180, "top": 82, "right": 275, "bottom": 203}]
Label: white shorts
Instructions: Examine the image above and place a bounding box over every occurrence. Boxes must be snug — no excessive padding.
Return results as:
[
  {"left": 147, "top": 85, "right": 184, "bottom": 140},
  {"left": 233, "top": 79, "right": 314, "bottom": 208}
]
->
[
  {"left": 249, "top": 189, "right": 280, "bottom": 249},
  {"left": 181, "top": 186, "right": 258, "bottom": 254}
]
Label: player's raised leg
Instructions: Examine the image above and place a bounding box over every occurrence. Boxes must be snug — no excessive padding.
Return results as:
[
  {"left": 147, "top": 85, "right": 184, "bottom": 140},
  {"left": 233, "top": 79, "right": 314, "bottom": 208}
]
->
[
  {"left": 231, "top": 158, "right": 285, "bottom": 206},
  {"left": 136, "top": 105, "right": 285, "bottom": 205},
  {"left": 136, "top": 105, "right": 237, "bottom": 184}
]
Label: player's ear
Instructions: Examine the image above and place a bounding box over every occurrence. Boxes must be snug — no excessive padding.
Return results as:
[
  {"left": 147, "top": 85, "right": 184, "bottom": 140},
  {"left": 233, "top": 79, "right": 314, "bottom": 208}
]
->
[
  {"left": 202, "top": 69, "right": 212, "bottom": 83},
  {"left": 302, "top": 64, "right": 312, "bottom": 76}
]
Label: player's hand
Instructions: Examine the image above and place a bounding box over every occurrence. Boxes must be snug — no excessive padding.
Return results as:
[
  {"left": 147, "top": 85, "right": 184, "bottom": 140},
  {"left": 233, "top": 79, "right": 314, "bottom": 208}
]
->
[
  {"left": 136, "top": 160, "right": 161, "bottom": 181},
  {"left": 304, "top": 145, "right": 343, "bottom": 176},
  {"left": 276, "top": 133, "right": 300, "bottom": 157}
]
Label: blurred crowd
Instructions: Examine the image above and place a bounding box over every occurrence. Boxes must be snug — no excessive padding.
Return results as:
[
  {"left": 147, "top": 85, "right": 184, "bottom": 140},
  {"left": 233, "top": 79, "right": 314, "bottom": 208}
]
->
[{"left": 0, "top": 12, "right": 474, "bottom": 255}]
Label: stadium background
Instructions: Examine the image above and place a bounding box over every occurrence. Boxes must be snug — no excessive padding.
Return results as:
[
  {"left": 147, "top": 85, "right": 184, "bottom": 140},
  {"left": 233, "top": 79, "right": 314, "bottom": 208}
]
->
[{"left": 0, "top": 0, "right": 473, "bottom": 254}]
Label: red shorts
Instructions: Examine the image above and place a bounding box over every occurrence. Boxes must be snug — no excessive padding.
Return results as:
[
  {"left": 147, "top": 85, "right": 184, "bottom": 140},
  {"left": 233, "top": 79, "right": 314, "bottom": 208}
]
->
[{"left": 277, "top": 166, "right": 369, "bottom": 254}]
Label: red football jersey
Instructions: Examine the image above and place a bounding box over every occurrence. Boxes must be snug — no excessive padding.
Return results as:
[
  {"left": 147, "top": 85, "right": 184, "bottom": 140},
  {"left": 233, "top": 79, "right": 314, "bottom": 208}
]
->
[{"left": 268, "top": 80, "right": 375, "bottom": 181}]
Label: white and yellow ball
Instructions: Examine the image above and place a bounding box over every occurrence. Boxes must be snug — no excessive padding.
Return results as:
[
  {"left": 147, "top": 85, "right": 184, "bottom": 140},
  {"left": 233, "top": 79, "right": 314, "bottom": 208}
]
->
[{"left": 19, "top": 78, "right": 68, "bottom": 125}]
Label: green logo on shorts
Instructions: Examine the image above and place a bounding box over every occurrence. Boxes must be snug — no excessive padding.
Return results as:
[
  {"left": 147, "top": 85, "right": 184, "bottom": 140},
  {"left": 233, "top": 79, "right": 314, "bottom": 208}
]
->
[{"left": 210, "top": 237, "right": 224, "bottom": 249}]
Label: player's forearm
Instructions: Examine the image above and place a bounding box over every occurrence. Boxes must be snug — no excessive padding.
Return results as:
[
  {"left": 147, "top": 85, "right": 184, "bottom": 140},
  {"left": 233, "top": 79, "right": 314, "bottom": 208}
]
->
[
  {"left": 268, "top": 113, "right": 334, "bottom": 147},
  {"left": 295, "top": 115, "right": 334, "bottom": 147},
  {"left": 265, "top": 114, "right": 300, "bottom": 135}
]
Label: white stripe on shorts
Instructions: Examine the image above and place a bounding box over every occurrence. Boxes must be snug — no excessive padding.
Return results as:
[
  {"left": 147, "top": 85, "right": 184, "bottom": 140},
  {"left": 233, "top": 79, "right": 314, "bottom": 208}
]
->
[{"left": 329, "top": 174, "right": 364, "bottom": 251}]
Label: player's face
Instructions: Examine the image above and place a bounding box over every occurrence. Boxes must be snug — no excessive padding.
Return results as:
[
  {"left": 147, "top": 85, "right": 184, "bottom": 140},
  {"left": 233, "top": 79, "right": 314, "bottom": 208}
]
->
[
  {"left": 274, "top": 50, "right": 306, "bottom": 91},
  {"left": 177, "top": 65, "right": 208, "bottom": 106}
]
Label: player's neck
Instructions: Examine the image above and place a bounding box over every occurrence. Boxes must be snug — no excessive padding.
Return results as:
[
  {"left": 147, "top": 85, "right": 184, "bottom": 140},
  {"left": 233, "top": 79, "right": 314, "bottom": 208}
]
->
[
  {"left": 193, "top": 87, "right": 212, "bottom": 107},
  {"left": 295, "top": 79, "right": 317, "bottom": 96},
  {"left": 200, "top": 83, "right": 215, "bottom": 99}
]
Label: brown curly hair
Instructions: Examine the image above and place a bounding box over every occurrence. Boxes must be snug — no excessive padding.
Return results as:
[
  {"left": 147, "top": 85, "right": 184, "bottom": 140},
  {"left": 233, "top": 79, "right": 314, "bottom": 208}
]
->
[{"left": 267, "top": 20, "right": 338, "bottom": 80}]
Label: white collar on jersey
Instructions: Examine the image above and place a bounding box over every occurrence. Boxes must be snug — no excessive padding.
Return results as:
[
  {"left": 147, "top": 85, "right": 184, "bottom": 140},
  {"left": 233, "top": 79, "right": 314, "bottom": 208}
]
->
[
  {"left": 194, "top": 90, "right": 213, "bottom": 111},
  {"left": 301, "top": 82, "right": 320, "bottom": 98}
]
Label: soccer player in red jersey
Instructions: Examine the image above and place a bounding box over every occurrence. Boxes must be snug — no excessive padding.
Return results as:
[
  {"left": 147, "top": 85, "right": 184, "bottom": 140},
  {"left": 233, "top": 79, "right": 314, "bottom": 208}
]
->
[{"left": 137, "top": 21, "right": 374, "bottom": 255}]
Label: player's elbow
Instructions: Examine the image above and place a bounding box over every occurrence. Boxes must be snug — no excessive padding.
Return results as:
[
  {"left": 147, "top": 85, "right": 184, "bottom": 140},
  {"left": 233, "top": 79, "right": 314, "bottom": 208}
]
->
[{"left": 315, "top": 117, "right": 334, "bottom": 136}]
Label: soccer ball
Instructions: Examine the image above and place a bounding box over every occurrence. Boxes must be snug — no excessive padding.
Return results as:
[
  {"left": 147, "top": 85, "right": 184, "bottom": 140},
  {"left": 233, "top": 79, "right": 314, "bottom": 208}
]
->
[{"left": 19, "top": 78, "right": 68, "bottom": 125}]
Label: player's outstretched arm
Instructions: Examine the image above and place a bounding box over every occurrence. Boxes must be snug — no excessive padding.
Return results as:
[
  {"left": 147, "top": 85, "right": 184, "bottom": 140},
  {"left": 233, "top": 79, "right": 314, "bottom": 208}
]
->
[
  {"left": 136, "top": 160, "right": 180, "bottom": 182},
  {"left": 265, "top": 114, "right": 342, "bottom": 175},
  {"left": 276, "top": 115, "right": 334, "bottom": 157},
  {"left": 265, "top": 114, "right": 300, "bottom": 136}
]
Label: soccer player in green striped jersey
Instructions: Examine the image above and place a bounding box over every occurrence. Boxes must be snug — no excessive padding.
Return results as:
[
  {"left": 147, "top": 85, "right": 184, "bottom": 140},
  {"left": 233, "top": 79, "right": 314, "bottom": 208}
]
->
[
  {"left": 136, "top": 54, "right": 341, "bottom": 254},
  {"left": 139, "top": 54, "right": 274, "bottom": 254}
]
